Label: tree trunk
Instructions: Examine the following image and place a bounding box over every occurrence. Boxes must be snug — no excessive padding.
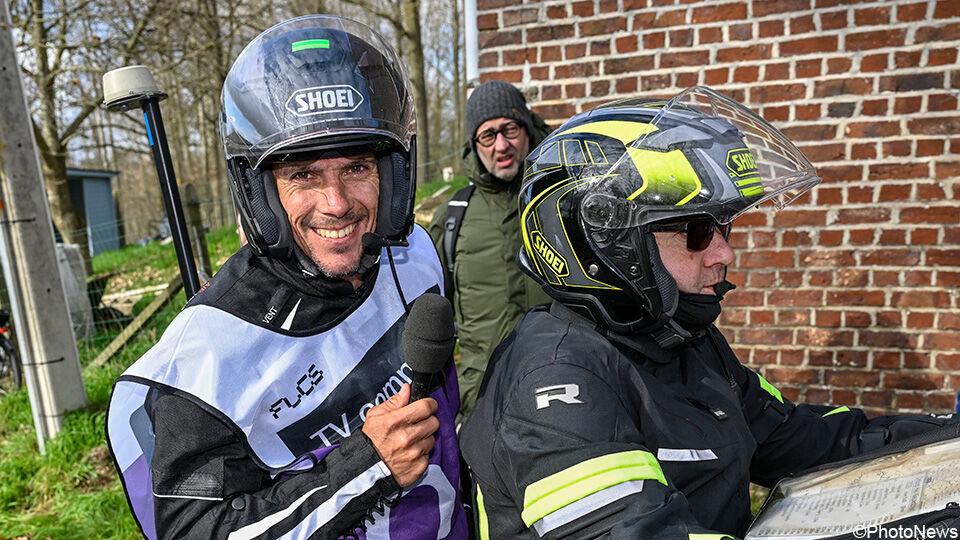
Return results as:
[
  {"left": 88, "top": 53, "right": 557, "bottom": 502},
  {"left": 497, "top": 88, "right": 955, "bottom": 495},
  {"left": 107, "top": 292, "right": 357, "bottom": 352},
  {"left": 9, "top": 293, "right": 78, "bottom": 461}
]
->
[
  {"left": 452, "top": 0, "right": 464, "bottom": 175},
  {"left": 40, "top": 151, "right": 87, "bottom": 249},
  {"left": 402, "top": 0, "right": 430, "bottom": 183},
  {"left": 200, "top": 0, "right": 234, "bottom": 228},
  {"left": 392, "top": 0, "right": 405, "bottom": 60}
]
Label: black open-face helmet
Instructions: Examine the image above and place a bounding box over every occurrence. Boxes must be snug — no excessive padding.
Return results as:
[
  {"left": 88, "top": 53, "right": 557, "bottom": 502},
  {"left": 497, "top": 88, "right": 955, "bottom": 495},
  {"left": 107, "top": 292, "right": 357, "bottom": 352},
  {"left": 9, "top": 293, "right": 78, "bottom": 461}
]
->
[
  {"left": 518, "top": 87, "right": 821, "bottom": 343},
  {"left": 220, "top": 15, "right": 416, "bottom": 259}
]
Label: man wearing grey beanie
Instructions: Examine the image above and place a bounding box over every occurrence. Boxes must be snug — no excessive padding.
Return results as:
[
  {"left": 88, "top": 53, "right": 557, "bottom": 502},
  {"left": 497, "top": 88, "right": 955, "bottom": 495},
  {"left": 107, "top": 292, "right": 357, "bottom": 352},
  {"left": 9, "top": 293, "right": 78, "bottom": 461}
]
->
[{"left": 429, "top": 81, "right": 553, "bottom": 419}]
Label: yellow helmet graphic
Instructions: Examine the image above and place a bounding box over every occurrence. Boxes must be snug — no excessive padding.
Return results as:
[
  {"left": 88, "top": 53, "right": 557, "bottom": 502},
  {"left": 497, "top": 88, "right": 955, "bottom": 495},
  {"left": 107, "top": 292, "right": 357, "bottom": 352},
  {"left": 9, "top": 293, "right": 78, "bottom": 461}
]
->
[{"left": 518, "top": 87, "right": 821, "bottom": 341}]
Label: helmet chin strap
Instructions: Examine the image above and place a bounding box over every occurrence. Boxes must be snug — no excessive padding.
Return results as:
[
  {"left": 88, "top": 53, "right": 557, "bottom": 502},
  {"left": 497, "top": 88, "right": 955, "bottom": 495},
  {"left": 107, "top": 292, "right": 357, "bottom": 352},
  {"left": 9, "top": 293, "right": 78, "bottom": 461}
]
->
[
  {"left": 292, "top": 243, "right": 321, "bottom": 276},
  {"left": 650, "top": 277, "right": 737, "bottom": 349},
  {"left": 650, "top": 319, "right": 696, "bottom": 349}
]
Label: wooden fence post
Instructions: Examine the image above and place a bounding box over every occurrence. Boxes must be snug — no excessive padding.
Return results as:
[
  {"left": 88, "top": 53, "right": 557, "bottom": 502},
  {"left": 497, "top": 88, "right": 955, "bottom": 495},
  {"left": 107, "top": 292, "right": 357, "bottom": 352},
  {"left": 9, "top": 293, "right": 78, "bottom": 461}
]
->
[{"left": 183, "top": 184, "right": 211, "bottom": 279}]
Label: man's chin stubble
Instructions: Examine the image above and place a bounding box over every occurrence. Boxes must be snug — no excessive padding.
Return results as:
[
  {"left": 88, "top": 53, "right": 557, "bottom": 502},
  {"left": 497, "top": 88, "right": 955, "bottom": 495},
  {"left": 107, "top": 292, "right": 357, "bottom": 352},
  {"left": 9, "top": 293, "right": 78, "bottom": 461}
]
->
[
  {"left": 319, "top": 264, "right": 362, "bottom": 279},
  {"left": 307, "top": 246, "right": 363, "bottom": 279}
]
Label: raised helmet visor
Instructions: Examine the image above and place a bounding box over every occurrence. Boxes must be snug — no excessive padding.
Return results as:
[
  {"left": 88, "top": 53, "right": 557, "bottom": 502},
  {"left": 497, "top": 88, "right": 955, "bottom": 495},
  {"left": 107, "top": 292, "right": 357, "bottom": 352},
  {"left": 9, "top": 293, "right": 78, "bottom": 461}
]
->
[{"left": 577, "top": 86, "right": 821, "bottom": 231}]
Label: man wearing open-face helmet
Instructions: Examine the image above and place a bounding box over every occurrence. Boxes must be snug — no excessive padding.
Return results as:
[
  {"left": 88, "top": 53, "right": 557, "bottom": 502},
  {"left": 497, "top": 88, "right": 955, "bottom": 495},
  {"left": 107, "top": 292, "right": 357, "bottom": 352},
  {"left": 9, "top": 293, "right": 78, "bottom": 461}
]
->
[
  {"left": 106, "top": 16, "right": 467, "bottom": 540},
  {"left": 460, "top": 87, "right": 958, "bottom": 538}
]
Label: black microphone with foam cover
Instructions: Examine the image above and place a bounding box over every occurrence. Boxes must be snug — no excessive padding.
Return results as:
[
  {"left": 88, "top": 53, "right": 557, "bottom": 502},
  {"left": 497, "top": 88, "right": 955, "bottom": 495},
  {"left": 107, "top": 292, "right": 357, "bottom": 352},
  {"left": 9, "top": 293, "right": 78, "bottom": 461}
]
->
[{"left": 402, "top": 293, "right": 455, "bottom": 401}]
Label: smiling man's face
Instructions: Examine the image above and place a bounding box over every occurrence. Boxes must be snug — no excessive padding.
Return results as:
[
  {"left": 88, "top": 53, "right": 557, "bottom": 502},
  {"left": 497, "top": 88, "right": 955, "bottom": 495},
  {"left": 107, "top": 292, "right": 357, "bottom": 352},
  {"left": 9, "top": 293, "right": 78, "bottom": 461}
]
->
[
  {"left": 474, "top": 117, "right": 530, "bottom": 182},
  {"left": 273, "top": 153, "right": 379, "bottom": 287}
]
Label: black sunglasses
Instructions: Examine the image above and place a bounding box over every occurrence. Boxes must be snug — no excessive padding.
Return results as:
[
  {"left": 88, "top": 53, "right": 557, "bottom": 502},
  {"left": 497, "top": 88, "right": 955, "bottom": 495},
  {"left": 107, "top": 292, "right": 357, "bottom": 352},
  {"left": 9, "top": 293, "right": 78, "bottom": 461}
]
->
[
  {"left": 474, "top": 121, "right": 523, "bottom": 147},
  {"left": 649, "top": 219, "right": 732, "bottom": 251}
]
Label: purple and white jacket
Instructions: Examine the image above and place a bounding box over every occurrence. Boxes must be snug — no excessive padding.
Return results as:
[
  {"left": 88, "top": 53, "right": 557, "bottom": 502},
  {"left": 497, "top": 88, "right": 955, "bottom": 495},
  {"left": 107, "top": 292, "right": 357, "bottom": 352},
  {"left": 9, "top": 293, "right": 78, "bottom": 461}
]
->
[{"left": 106, "top": 226, "right": 467, "bottom": 539}]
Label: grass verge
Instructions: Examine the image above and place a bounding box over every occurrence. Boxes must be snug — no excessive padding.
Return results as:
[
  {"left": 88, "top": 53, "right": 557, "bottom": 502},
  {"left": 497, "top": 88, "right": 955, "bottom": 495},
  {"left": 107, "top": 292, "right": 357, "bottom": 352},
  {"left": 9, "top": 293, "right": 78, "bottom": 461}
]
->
[
  {"left": 415, "top": 175, "right": 471, "bottom": 207},
  {"left": 0, "top": 225, "right": 242, "bottom": 539},
  {"left": 0, "top": 297, "right": 183, "bottom": 539}
]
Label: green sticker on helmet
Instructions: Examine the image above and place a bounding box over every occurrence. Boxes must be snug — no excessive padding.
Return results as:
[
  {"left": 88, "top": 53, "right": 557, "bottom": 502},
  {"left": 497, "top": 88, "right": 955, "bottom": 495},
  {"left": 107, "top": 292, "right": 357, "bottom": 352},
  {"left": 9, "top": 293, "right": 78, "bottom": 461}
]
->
[{"left": 292, "top": 39, "right": 330, "bottom": 52}]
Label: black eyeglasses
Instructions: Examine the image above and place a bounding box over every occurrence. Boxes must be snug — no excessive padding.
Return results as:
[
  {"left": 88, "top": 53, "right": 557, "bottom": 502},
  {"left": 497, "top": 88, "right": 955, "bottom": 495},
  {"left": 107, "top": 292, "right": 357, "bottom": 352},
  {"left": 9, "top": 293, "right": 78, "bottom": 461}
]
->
[
  {"left": 474, "top": 121, "right": 522, "bottom": 147},
  {"left": 649, "top": 219, "right": 732, "bottom": 251}
]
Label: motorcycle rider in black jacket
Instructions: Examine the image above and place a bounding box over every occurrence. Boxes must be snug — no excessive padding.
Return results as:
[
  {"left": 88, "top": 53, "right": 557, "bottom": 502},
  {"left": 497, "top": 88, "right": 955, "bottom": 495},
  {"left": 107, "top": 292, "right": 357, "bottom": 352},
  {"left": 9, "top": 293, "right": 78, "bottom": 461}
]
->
[{"left": 460, "top": 88, "right": 959, "bottom": 539}]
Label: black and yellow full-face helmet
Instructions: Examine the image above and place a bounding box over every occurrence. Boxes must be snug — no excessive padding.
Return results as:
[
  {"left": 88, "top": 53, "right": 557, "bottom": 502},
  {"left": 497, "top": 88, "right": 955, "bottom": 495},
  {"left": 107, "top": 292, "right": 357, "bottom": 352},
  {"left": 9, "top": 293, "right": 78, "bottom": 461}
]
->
[{"left": 518, "top": 86, "right": 821, "bottom": 341}]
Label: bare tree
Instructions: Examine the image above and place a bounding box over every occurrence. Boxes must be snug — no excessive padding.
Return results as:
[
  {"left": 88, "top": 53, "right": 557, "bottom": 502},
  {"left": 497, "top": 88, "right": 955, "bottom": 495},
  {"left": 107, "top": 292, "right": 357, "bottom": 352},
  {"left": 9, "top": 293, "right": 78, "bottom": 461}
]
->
[
  {"left": 101, "top": 0, "right": 269, "bottom": 234},
  {"left": 11, "top": 0, "right": 162, "bottom": 257},
  {"left": 451, "top": 0, "right": 464, "bottom": 170},
  {"left": 416, "top": 0, "right": 465, "bottom": 179},
  {"left": 401, "top": 0, "right": 431, "bottom": 182},
  {"left": 286, "top": 0, "right": 331, "bottom": 17},
  {"left": 340, "top": 0, "right": 431, "bottom": 182}
]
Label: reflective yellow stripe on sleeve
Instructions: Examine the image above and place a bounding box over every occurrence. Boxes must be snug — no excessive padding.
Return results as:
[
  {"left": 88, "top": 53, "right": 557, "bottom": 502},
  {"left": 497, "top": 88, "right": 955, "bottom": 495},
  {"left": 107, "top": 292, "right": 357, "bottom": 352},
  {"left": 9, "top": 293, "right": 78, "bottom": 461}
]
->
[
  {"left": 521, "top": 450, "right": 667, "bottom": 527},
  {"left": 756, "top": 372, "right": 783, "bottom": 403},
  {"left": 823, "top": 405, "right": 850, "bottom": 417},
  {"left": 476, "top": 485, "right": 490, "bottom": 540}
]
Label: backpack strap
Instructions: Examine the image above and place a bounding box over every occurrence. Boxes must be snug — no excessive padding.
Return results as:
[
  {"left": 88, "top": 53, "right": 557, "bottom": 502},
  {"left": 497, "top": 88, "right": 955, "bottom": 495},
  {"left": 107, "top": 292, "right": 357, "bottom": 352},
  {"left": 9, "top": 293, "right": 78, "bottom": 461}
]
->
[{"left": 442, "top": 184, "right": 476, "bottom": 275}]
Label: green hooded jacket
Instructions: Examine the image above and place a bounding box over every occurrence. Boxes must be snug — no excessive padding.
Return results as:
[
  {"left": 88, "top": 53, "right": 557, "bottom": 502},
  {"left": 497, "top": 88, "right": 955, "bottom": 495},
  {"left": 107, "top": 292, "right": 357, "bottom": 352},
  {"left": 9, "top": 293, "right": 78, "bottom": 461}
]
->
[{"left": 428, "top": 113, "right": 553, "bottom": 418}]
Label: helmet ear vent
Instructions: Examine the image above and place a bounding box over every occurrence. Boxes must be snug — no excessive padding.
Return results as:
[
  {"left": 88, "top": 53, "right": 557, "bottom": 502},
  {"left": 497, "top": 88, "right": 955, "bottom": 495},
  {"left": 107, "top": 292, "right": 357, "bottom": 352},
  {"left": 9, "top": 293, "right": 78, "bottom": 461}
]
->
[
  {"left": 230, "top": 161, "right": 292, "bottom": 258},
  {"left": 375, "top": 144, "right": 415, "bottom": 241},
  {"left": 389, "top": 151, "right": 410, "bottom": 231},
  {"left": 644, "top": 233, "right": 678, "bottom": 317},
  {"left": 245, "top": 166, "right": 281, "bottom": 245}
]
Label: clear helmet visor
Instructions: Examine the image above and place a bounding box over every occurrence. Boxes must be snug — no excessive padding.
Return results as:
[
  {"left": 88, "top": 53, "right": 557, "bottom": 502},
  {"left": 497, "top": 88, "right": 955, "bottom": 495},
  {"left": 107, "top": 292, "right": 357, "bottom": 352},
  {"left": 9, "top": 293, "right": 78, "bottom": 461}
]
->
[
  {"left": 580, "top": 86, "right": 821, "bottom": 230},
  {"left": 220, "top": 15, "right": 415, "bottom": 168}
]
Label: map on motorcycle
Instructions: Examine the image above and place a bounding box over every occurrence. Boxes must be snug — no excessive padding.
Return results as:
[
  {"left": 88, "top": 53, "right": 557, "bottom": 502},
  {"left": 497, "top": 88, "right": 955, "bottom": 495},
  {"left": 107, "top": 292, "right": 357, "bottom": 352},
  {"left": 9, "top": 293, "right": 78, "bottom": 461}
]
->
[{"left": 747, "top": 436, "right": 960, "bottom": 539}]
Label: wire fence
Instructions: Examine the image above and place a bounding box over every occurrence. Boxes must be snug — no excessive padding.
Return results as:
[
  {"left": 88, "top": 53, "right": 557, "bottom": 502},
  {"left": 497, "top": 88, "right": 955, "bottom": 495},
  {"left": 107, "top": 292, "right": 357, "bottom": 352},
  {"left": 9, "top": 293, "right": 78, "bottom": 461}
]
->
[{"left": 0, "top": 193, "right": 242, "bottom": 358}]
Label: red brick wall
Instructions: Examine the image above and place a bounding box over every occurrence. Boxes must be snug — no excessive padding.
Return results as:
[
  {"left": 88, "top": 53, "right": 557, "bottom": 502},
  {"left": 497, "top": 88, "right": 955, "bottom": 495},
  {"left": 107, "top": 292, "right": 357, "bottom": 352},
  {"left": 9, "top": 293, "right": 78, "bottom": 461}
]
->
[{"left": 476, "top": 0, "right": 960, "bottom": 415}]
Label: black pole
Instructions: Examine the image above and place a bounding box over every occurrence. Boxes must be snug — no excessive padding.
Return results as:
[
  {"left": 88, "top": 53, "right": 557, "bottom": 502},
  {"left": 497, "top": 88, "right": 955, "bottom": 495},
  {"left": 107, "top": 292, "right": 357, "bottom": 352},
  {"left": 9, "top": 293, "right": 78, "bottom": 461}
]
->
[{"left": 141, "top": 99, "right": 202, "bottom": 298}]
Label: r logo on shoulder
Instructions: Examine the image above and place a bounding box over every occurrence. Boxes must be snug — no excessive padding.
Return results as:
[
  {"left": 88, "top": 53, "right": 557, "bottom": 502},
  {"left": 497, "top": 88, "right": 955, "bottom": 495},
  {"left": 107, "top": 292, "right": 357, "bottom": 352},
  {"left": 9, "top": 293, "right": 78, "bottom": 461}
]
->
[{"left": 535, "top": 384, "right": 583, "bottom": 410}]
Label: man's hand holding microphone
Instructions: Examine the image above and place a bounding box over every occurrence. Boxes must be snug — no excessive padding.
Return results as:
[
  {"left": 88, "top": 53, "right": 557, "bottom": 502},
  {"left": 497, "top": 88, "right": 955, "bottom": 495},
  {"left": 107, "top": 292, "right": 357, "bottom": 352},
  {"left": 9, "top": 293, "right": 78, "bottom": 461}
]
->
[{"left": 361, "top": 294, "right": 454, "bottom": 486}]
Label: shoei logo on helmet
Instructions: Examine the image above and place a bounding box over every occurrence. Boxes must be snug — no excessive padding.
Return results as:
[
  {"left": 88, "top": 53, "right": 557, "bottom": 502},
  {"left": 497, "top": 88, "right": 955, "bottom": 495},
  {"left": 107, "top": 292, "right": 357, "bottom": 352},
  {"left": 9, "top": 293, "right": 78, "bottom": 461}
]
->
[
  {"left": 286, "top": 85, "right": 364, "bottom": 117},
  {"left": 726, "top": 148, "right": 758, "bottom": 178},
  {"left": 532, "top": 232, "right": 568, "bottom": 277}
]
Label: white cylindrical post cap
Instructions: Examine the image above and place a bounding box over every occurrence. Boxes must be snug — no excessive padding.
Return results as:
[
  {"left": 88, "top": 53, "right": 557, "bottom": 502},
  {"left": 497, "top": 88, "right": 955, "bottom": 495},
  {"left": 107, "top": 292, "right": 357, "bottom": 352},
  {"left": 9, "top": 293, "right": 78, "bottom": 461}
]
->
[{"left": 102, "top": 65, "right": 162, "bottom": 107}]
